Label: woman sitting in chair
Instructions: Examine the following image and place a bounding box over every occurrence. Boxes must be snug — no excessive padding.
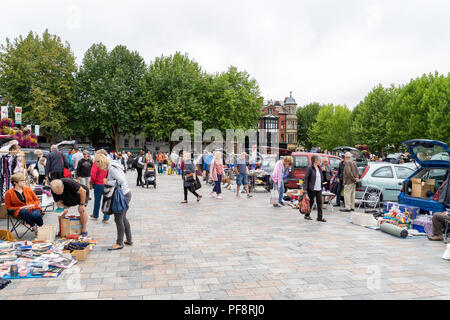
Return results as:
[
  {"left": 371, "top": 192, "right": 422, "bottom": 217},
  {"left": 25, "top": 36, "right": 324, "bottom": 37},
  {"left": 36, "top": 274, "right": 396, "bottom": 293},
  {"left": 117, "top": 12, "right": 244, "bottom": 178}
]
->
[{"left": 4, "top": 173, "right": 44, "bottom": 233}]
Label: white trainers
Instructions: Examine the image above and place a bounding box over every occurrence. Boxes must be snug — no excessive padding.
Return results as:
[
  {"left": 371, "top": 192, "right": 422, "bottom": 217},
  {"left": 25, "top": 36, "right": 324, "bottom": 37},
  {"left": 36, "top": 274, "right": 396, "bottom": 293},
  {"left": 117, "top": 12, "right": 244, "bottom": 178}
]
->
[
  {"left": 210, "top": 192, "right": 217, "bottom": 198},
  {"left": 216, "top": 195, "right": 223, "bottom": 200}
]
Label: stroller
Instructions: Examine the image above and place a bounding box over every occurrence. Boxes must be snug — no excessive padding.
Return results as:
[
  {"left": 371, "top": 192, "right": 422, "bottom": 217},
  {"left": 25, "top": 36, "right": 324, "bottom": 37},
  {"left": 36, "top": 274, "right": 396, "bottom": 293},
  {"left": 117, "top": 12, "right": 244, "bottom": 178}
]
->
[{"left": 143, "top": 164, "right": 156, "bottom": 188}]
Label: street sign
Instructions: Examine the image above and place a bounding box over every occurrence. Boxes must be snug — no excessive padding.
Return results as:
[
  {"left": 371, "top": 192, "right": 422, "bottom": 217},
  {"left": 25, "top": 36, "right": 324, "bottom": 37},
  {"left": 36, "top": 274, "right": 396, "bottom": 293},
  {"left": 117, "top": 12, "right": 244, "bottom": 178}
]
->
[
  {"left": 35, "top": 125, "right": 40, "bottom": 136},
  {"left": 15, "top": 107, "right": 22, "bottom": 125}
]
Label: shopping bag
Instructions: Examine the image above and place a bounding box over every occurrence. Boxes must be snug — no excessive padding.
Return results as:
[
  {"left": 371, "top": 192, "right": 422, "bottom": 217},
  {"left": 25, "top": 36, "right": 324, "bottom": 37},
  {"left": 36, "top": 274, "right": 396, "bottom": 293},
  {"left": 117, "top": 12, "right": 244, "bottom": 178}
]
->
[
  {"left": 102, "top": 184, "right": 116, "bottom": 215},
  {"left": 299, "top": 194, "right": 311, "bottom": 214},
  {"left": 112, "top": 182, "right": 129, "bottom": 213},
  {"left": 270, "top": 184, "right": 279, "bottom": 205}
]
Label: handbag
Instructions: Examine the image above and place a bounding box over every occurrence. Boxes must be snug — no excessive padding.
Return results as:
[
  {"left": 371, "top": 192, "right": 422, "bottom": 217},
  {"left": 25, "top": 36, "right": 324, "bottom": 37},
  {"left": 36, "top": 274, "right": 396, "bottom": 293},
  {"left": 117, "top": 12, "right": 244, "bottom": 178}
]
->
[
  {"left": 192, "top": 176, "right": 202, "bottom": 191},
  {"left": 300, "top": 194, "right": 311, "bottom": 214},
  {"left": 101, "top": 184, "right": 116, "bottom": 215},
  {"left": 60, "top": 152, "right": 72, "bottom": 178},
  {"left": 112, "top": 182, "right": 129, "bottom": 213},
  {"left": 270, "top": 183, "right": 279, "bottom": 205}
]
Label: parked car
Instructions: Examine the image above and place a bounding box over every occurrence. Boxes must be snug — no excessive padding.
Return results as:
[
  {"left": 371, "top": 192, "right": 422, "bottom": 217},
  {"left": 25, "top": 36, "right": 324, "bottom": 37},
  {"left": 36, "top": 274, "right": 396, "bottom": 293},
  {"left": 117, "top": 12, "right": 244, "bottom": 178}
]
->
[
  {"left": 398, "top": 139, "right": 450, "bottom": 213},
  {"left": 355, "top": 162, "right": 417, "bottom": 203},
  {"left": 332, "top": 146, "right": 368, "bottom": 174},
  {"left": 286, "top": 152, "right": 342, "bottom": 189}
]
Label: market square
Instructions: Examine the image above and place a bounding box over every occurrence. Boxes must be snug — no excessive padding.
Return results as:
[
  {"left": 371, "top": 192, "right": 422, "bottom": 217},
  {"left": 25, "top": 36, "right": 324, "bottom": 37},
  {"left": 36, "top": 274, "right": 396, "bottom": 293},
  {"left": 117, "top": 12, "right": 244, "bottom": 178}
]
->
[{"left": 0, "top": 171, "right": 449, "bottom": 300}]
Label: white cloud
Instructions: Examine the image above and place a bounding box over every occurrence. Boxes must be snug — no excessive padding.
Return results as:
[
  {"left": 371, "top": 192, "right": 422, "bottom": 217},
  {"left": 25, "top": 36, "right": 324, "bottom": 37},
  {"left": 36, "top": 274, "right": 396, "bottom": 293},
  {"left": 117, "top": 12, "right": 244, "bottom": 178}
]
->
[{"left": 1, "top": 0, "right": 449, "bottom": 109}]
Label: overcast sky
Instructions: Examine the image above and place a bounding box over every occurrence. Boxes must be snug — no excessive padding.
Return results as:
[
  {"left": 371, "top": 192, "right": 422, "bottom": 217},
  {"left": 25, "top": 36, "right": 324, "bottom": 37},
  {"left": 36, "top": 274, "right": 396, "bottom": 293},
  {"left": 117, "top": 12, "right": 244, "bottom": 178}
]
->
[{"left": 1, "top": 0, "right": 449, "bottom": 108}]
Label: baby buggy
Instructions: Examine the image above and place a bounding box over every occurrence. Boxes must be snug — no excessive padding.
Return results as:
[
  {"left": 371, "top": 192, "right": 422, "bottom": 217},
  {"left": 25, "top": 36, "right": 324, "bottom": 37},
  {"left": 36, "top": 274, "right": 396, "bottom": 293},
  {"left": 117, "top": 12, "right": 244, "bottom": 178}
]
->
[{"left": 144, "top": 164, "right": 156, "bottom": 188}]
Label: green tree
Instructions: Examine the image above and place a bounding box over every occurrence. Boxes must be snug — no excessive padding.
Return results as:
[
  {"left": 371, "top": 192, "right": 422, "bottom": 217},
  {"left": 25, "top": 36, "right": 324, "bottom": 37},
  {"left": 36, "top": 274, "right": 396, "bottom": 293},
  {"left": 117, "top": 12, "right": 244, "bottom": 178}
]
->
[
  {"left": 425, "top": 73, "right": 450, "bottom": 144},
  {"left": 309, "top": 104, "right": 352, "bottom": 151},
  {"left": 351, "top": 84, "right": 398, "bottom": 154},
  {"left": 296, "top": 102, "right": 323, "bottom": 150},
  {"left": 386, "top": 73, "right": 437, "bottom": 150},
  {"left": 204, "top": 66, "right": 262, "bottom": 133},
  {"left": 0, "top": 30, "right": 76, "bottom": 143},
  {"left": 73, "top": 43, "right": 147, "bottom": 151},
  {"left": 144, "top": 52, "right": 208, "bottom": 143}
]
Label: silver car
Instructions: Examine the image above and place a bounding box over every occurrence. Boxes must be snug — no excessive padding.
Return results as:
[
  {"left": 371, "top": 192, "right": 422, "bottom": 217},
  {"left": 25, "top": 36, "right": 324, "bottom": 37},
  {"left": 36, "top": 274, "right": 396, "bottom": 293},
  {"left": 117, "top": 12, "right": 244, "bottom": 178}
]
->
[{"left": 355, "top": 162, "right": 418, "bottom": 202}]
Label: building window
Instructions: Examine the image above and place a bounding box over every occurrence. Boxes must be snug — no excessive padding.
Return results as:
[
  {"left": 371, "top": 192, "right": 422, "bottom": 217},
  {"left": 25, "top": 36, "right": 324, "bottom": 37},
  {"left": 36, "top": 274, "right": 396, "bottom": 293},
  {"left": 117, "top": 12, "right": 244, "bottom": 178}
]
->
[
  {"left": 281, "top": 121, "right": 284, "bottom": 130},
  {"left": 135, "top": 139, "right": 140, "bottom": 147},
  {"left": 288, "top": 134, "right": 297, "bottom": 144},
  {"left": 124, "top": 139, "right": 129, "bottom": 148},
  {"left": 281, "top": 134, "right": 284, "bottom": 143}
]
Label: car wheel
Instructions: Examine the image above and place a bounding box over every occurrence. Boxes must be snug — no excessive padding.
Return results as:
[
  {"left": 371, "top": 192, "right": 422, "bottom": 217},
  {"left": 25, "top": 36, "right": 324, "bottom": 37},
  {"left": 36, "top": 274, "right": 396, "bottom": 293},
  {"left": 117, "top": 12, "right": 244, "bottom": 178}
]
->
[{"left": 363, "top": 191, "right": 381, "bottom": 209}]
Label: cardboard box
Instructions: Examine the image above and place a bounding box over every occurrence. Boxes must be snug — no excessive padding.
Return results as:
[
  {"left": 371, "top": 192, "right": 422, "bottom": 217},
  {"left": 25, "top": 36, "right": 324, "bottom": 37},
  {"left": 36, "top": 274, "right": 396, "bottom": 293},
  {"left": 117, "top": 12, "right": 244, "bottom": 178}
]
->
[
  {"left": 411, "top": 178, "right": 435, "bottom": 198},
  {"left": 63, "top": 246, "right": 90, "bottom": 261},
  {"left": 59, "top": 216, "right": 82, "bottom": 238},
  {"left": 0, "top": 204, "right": 7, "bottom": 219},
  {"left": 36, "top": 225, "right": 58, "bottom": 241}
]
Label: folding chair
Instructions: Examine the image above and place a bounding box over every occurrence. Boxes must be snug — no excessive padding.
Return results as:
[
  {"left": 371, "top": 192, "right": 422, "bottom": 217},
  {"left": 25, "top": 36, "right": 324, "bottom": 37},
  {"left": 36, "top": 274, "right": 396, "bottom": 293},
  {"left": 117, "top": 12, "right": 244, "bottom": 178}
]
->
[
  {"left": 358, "top": 185, "right": 383, "bottom": 210},
  {"left": 6, "top": 209, "right": 34, "bottom": 239}
]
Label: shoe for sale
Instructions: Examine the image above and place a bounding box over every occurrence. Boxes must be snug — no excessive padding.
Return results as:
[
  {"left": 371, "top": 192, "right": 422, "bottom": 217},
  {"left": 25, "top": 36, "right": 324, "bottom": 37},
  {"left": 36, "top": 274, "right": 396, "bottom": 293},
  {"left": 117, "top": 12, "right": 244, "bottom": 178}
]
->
[{"left": 427, "top": 235, "right": 443, "bottom": 241}]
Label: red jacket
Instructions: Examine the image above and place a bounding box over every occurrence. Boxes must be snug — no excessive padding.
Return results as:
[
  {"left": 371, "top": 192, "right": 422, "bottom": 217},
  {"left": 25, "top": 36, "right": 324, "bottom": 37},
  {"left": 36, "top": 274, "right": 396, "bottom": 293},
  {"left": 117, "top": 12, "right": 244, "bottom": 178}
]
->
[
  {"left": 90, "top": 163, "right": 107, "bottom": 185},
  {"left": 5, "top": 186, "right": 42, "bottom": 218}
]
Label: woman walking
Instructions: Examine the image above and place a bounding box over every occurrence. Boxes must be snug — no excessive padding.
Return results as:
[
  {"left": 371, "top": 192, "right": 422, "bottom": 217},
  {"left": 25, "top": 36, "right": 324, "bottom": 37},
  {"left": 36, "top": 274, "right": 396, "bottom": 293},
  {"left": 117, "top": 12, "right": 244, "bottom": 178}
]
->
[
  {"left": 270, "top": 156, "right": 293, "bottom": 207},
  {"left": 301, "top": 155, "right": 327, "bottom": 222},
  {"left": 210, "top": 151, "right": 225, "bottom": 200},
  {"left": 96, "top": 154, "right": 133, "bottom": 250},
  {"left": 136, "top": 150, "right": 145, "bottom": 186},
  {"left": 181, "top": 152, "right": 202, "bottom": 203},
  {"left": 90, "top": 152, "right": 110, "bottom": 223}
]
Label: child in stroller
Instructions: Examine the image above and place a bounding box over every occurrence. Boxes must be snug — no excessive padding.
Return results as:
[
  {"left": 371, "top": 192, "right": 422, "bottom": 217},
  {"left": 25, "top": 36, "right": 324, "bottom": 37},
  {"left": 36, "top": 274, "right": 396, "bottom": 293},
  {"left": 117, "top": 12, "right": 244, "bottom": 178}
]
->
[{"left": 144, "top": 162, "right": 156, "bottom": 188}]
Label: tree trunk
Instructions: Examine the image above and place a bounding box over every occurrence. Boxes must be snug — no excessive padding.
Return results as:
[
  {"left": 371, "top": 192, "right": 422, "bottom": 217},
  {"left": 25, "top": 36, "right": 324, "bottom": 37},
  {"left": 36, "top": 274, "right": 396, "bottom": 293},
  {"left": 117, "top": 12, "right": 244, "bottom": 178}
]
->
[{"left": 112, "top": 126, "right": 120, "bottom": 152}]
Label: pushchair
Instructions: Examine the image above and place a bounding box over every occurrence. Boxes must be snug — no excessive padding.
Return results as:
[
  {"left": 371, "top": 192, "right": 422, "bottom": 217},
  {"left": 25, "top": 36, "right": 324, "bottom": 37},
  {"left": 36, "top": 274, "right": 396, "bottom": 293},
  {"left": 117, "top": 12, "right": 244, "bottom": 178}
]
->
[{"left": 143, "top": 164, "right": 156, "bottom": 188}]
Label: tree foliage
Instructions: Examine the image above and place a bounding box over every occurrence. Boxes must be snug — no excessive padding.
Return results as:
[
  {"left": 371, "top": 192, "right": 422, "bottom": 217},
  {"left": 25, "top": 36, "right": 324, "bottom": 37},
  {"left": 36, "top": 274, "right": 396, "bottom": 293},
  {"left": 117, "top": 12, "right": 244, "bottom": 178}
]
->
[
  {"left": 72, "top": 43, "right": 147, "bottom": 151},
  {"left": 296, "top": 102, "right": 323, "bottom": 150},
  {"left": 309, "top": 104, "right": 352, "bottom": 151},
  {"left": 0, "top": 30, "right": 76, "bottom": 143}
]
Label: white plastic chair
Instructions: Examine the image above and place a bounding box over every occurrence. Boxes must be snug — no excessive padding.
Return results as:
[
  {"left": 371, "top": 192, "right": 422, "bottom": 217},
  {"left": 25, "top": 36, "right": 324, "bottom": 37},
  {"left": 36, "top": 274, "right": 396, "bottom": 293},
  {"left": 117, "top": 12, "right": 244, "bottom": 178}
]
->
[{"left": 358, "top": 185, "right": 383, "bottom": 210}]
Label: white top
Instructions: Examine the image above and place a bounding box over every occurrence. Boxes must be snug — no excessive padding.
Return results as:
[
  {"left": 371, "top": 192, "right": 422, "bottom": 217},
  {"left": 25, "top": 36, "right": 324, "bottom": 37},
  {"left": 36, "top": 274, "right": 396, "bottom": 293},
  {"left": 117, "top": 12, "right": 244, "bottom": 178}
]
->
[{"left": 314, "top": 167, "right": 322, "bottom": 191}]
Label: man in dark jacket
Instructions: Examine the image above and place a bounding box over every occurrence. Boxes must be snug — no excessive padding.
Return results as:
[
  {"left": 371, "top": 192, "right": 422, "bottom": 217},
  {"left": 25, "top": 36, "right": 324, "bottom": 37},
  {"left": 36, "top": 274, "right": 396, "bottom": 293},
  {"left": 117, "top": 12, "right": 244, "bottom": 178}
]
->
[
  {"left": 301, "top": 155, "right": 326, "bottom": 222},
  {"left": 334, "top": 159, "right": 345, "bottom": 207},
  {"left": 45, "top": 145, "right": 70, "bottom": 182}
]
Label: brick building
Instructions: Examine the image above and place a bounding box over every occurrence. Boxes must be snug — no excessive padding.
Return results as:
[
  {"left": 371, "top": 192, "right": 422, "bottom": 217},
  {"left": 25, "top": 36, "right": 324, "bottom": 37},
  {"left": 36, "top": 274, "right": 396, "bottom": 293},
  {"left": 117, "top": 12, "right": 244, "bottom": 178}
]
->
[{"left": 259, "top": 92, "right": 298, "bottom": 151}]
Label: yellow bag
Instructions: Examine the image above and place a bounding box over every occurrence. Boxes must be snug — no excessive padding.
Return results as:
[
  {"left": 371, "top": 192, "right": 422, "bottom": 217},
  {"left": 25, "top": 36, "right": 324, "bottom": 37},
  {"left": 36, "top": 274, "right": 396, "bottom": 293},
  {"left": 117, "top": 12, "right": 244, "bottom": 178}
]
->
[{"left": 0, "top": 230, "right": 15, "bottom": 242}]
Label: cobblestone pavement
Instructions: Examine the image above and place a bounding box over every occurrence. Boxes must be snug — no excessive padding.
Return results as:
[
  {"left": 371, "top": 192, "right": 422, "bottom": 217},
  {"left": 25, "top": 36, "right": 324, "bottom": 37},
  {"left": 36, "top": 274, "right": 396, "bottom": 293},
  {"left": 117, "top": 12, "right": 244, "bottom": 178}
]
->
[{"left": 1, "top": 171, "right": 449, "bottom": 300}]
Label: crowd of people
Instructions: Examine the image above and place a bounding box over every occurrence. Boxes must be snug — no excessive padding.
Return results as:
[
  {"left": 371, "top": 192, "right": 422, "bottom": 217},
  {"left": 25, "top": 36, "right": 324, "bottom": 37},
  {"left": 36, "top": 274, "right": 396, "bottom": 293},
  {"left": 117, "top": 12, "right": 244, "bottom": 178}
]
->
[{"left": 2, "top": 142, "right": 448, "bottom": 249}]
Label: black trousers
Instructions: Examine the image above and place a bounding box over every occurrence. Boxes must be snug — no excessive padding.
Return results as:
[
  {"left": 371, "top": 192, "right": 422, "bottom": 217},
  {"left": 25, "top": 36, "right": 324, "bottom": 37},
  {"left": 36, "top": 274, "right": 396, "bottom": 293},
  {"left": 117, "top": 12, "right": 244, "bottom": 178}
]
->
[
  {"left": 306, "top": 190, "right": 323, "bottom": 220},
  {"left": 136, "top": 168, "right": 143, "bottom": 186},
  {"left": 184, "top": 186, "right": 199, "bottom": 200}
]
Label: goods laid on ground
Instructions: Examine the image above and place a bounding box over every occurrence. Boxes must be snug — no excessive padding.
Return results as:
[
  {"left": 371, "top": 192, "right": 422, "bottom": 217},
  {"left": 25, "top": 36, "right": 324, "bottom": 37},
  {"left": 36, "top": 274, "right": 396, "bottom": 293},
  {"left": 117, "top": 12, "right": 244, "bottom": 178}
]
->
[{"left": 0, "top": 238, "right": 96, "bottom": 284}]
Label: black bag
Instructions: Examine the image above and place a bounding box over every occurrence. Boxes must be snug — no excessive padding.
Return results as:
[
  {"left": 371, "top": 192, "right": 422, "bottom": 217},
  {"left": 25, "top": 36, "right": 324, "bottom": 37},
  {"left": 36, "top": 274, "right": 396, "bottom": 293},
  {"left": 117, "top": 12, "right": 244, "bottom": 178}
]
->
[
  {"left": 192, "top": 176, "right": 202, "bottom": 191},
  {"left": 101, "top": 184, "right": 116, "bottom": 215}
]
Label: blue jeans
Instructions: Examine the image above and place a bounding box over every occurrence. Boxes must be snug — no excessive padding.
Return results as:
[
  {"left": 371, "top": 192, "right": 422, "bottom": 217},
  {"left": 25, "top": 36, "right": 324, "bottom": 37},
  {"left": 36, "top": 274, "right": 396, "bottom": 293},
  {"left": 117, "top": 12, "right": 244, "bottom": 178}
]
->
[
  {"left": 278, "top": 181, "right": 285, "bottom": 204},
  {"left": 213, "top": 174, "right": 222, "bottom": 195},
  {"left": 93, "top": 184, "right": 109, "bottom": 221},
  {"left": 19, "top": 209, "right": 43, "bottom": 227}
]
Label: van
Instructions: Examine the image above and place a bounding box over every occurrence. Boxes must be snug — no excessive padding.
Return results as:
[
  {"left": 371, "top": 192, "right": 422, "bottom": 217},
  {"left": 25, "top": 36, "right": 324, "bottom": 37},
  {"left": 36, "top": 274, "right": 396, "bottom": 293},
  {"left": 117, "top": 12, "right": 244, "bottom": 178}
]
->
[{"left": 286, "top": 152, "right": 342, "bottom": 189}]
